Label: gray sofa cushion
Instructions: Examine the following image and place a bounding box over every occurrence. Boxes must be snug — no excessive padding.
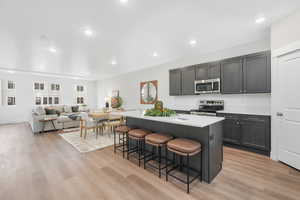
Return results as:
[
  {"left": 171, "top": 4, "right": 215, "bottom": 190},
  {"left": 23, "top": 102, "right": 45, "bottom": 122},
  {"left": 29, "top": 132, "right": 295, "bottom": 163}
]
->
[{"left": 34, "top": 106, "right": 46, "bottom": 115}]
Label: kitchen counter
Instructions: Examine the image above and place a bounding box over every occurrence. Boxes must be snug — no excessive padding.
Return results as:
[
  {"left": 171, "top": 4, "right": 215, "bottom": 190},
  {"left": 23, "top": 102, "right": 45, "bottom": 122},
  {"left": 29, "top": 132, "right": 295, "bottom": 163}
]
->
[
  {"left": 113, "top": 110, "right": 224, "bottom": 128},
  {"left": 114, "top": 110, "right": 224, "bottom": 183},
  {"left": 217, "top": 107, "right": 271, "bottom": 116}
]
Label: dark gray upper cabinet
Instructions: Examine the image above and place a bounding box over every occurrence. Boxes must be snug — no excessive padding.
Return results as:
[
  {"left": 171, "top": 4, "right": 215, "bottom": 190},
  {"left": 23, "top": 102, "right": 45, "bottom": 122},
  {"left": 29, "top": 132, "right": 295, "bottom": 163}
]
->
[
  {"left": 169, "top": 69, "right": 182, "bottom": 96},
  {"left": 169, "top": 50, "right": 271, "bottom": 96},
  {"left": 195, "top": 62, "right": 220, "bottom": 80},
  {"left": 243, "top": 51, "right": 271, "bottom": 93},
  {"left": 181, "top": 66, "right": 196, "bottom": 95},
  {"left": 195, "top": 63, "right": 209, "bottom": 80},
  {"left": 221, "top": 57, "right": 243, "bottom": 94},
  {"left": 208, "top": 62, "right": 221, "bottom": 79}
]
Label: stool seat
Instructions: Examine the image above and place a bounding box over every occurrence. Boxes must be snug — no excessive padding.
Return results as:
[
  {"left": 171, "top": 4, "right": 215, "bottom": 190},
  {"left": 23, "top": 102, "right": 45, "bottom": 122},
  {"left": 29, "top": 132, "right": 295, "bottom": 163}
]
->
[
  {"left": 128, "top": 129, "right": 151, "bottom": 139},
  {"left": 167, "top": 138, "right": 201, "bottom": 155},
  {"left": 115, "top": 125, "right": 132, "bottom": 133},
  {"left": 145, "top": 133, "right": 173, "bottom": 145}
]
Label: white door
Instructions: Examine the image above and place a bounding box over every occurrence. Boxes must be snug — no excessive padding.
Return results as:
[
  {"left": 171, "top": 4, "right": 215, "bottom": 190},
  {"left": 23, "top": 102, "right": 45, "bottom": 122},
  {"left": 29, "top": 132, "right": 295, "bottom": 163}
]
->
[{"left": 277, "top": 50, "right": 300, "bottom": 170}]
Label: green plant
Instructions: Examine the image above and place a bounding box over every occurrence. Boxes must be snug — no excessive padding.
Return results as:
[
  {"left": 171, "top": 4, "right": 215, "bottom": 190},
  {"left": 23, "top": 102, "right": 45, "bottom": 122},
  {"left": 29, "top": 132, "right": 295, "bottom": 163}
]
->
[{"left": 144, "top": 108, "right": 176, "bottom": 117}]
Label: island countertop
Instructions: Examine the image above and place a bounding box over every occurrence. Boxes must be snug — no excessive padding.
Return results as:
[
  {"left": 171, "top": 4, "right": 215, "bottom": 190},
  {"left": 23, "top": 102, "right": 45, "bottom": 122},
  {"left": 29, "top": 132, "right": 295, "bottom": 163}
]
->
[{"left": 112, "top": 110, "right": 224, "bottom": 128}]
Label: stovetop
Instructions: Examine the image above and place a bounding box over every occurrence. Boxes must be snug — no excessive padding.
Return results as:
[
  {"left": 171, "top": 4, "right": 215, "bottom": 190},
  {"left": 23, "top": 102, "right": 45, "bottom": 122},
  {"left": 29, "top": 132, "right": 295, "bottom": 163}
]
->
[{"left": 190, "top": 100, "right": 224, "bottom": 114}]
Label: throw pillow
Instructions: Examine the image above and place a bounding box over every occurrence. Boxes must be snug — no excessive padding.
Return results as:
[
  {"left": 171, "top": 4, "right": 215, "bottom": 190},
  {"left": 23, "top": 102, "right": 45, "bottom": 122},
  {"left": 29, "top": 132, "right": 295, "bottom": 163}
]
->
[
  {"left": 63, "top": 105, "right": 72, "bottom": 113},
  {"left": 45, "top": 108, "right": 57, "bottom": 115},
  {"left": 71, "top": 106, "right": 79, "bottom": 113}
]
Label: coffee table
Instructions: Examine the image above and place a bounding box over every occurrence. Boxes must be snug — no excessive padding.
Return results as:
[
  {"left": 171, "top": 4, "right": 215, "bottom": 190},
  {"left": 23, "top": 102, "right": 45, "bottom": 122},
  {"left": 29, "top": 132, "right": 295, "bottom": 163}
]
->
[{"left": 39, "top": 118, "right": 57, "bottom": 133}]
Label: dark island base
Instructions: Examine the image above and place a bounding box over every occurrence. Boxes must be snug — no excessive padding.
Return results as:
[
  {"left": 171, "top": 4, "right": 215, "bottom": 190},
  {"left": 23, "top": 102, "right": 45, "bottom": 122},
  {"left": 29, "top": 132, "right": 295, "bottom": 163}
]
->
[{"left": 126, "top": 116, "right": 223, "bottom": 183}]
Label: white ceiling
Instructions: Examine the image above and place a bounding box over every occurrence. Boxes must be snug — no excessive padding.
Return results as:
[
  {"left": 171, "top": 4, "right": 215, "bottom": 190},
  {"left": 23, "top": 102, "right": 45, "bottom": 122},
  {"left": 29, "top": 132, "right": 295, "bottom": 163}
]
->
[{"left": 0, "top": 0, "right": 299, "bottom": 80}]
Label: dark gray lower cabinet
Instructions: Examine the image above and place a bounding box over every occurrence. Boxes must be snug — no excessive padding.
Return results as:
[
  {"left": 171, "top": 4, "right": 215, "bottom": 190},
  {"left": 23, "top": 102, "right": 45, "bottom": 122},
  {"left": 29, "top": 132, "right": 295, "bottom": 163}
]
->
[
  {"left": 223, "top": 117, "right": 241, "bottom": 145},
  {"left": 217, "top": 113, "right": 271, "bottom": 156}
]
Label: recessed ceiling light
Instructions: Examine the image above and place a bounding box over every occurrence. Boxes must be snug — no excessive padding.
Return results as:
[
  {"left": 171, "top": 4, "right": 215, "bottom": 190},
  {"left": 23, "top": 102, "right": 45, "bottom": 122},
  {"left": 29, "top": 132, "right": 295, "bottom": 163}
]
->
[
  {"left": 153, "top": 52, "right": 158, "bottom": 57},
  {"left": 7, "top": 70, "right": 15, "bottom": 74},
  {"left": 255, "top": 17, "right": 266, "bottom": 24},
  {"left": 189, "top": 39, "right": 197, "bottom": 47},
  {"left": 48, "top": 47, "right": 57, "bottom": 53},
  {"left": 120, "top": 0, "right": 128, "bottom": 4},
  {"left": 84, "top": 28, "right": 94, "bottom": 37},
  {"left": 111, "top": 60, "right": 117, "bottom": 65}
]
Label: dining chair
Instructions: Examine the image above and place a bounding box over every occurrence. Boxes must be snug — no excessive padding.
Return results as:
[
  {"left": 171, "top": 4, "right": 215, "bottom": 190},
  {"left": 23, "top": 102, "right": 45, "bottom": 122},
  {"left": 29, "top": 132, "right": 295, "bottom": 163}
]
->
[{"left": 80, "top": 112, "right": 101, "bottom": 139}]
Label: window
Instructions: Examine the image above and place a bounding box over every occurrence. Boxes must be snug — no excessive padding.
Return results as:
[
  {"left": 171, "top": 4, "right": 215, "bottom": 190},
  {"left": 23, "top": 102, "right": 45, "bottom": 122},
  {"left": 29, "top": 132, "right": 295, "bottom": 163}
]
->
[
  {"left": 51, "top": 83, "right": 60, "bottom": 91},
  {"left": 7, "top": 96, "right": 16, "bottom": 105},
  {"left": 54, "top": 96, "right": 59, "bottom": 105},
  {"left": 48, "top": 96, "right": 53, "bottom": 105},
  {"left": 76, "top": 85, "right": 84, "bottom": 92},
  {"left": 77, "top": 97, "right": 84, "bottom": 104},
  {"left": 35, "top": 97, "right": 41, "bottom": 105},
  {"left": 7, "top": 80, "right": 15, "bottom": 90},
  {"left": 43, "top": 97, "right": 48, "bottom": 105},
  {"left": 34, "top": 82, "right": 45, "bottom": 91}
]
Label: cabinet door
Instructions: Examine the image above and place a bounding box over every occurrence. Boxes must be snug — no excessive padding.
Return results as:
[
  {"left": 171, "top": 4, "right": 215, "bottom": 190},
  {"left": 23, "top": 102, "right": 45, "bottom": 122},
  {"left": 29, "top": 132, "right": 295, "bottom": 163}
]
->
[
  {"left": 240, "top": 117, "right": 270, "bottom": 151},
  {"left": 223, "top": 117, "right": 241, "bottom": 144},
  {"left": 221, "top": 57, "right": 243, "bottom": 94},
  {"left": 195, "top": 63, "right": 209, "bottom": 80},
  {"left": 169, "top": 69, "right": 182, "bottom": 96},
  {"left": 208, "top": 62, "right": 221, "bottom": 79},
  {"left": 243, "top": 51, "right": 271, "bottom": 93},
  {"left": 181, "top": 66, "right": 195, "bottom": 95}
]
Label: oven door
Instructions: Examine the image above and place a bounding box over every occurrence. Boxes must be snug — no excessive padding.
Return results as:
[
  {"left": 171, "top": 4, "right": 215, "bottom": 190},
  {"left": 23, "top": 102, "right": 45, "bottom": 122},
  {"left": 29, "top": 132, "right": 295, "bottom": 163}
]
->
[{"left": 195, "top": 81, "right": 213, "bottom": 94}]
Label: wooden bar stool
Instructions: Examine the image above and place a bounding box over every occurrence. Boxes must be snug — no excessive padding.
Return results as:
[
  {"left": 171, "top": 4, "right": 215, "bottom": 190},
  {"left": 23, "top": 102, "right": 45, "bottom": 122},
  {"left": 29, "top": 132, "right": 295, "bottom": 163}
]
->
[
  {"left": 127, "top": 129, "right": 151, "bottom": 167},
  {"left": 144, "top": 133, "right": 173, "bottom": 178},
  {"left": 114, "top": 125, "right": 134, "bottom": 158},
  {"left": 166, "top": 138, "right": 202, "bottom": 193}
]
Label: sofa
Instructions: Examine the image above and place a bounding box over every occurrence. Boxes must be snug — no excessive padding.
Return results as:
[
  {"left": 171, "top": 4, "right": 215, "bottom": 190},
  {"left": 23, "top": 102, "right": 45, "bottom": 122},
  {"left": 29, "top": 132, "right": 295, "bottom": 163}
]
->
[{"left": 32, "top": 105, "right": 89, "bottom": 133}]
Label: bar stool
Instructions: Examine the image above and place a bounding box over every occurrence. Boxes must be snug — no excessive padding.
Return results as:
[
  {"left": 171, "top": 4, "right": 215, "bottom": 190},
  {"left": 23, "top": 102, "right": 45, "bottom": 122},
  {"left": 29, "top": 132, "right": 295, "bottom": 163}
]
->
[
  {"left": 127, "top": 129, "right": 151, "bottom": 167},
  {"left": 144, "top": 133, "right": 173, "bottom": 178},
  {"left": 166, "top": 138, "right": 202, "bottom": 193},
  {"left": 114, "top": 125, "right": 134, "bottom": 158}
]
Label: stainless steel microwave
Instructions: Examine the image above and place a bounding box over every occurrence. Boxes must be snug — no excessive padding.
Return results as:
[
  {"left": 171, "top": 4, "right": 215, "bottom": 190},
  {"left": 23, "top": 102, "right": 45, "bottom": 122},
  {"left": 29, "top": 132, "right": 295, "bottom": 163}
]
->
[{"left": 194, "top": 78, "right": 220, "bottom": 94}]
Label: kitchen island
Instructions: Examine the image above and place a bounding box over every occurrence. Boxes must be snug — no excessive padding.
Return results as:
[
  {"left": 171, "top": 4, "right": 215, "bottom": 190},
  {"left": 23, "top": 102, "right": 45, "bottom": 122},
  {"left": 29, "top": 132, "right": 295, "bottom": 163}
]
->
[{"left": 114, "top": 111, "right": 224, "bottom": 183}]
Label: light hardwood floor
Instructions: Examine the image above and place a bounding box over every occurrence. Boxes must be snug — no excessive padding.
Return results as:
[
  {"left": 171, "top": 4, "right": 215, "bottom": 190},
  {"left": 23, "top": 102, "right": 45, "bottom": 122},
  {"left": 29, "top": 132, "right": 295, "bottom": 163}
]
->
[{"left": 0, "top": 123, "right": 299, "bottom": 200}]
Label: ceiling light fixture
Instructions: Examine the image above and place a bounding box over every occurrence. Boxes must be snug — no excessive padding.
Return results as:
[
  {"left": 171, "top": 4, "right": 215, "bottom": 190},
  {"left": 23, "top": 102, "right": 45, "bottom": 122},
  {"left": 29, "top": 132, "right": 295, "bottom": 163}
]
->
[
  {"left": 7, "top": 70, "right": 15, "bottom": 74},
  {"left": 48, "top": 47, "right": 57, "bottom": 53},
  {"left": 84, "top": 28, "right": 94, "bottom": 37},
  {"left": 189, "top": 39, "right": 197, "bottom": 47},
  {"left": 120, "top": 0, "right": 128, "bottom": 4},
  {"left": 153, "top": 52, "right": 158, "bottom": 57},
  {"left": 111, "top": 60, "right": 117, "bottom": 65},
  {"left": 255, "top": 17, "right": 266, "bottom": 24}
]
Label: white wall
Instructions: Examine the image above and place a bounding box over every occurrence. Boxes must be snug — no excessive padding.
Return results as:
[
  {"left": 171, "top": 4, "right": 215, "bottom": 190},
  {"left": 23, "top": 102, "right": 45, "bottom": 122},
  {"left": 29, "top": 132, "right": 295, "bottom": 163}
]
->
[
  {"left": 97, "top": 39, "right": 271, "bottom": 112},
  {"left": 270, "top": 9, "right": 300, "bottom": 160},
  {"left": 271, "top": 10, "right": 300, "bottom": 50},
  {"left": 0, "top": 71, "right": 97, "bottom": 125}
]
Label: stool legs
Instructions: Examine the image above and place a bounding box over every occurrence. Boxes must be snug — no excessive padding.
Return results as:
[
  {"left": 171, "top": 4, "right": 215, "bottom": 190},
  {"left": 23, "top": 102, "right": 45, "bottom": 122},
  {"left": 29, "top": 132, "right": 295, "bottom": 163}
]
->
[
  {"left": 166, "top": 150, "right": 202, "bottom": 194},
  {"left": 114, "top": 130, "right": 128, "bottom": 158},
  {"left": 187, "top": 154, "right": 190, "bottom": 193},
  {"left": 158, "top": 146, "right": 162, "bottom": 178}
]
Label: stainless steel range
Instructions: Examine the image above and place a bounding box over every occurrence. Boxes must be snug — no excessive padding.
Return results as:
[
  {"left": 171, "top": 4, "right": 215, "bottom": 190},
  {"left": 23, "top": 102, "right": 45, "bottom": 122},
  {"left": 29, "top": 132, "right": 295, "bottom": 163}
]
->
[{"left": 190, "top": 100, "right": 224, "bottom": 116}]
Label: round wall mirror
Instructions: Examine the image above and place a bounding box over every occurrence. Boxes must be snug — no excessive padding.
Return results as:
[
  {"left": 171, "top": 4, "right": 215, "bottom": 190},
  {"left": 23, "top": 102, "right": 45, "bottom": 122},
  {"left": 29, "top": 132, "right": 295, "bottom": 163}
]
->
[{"left": 140, "top": 80, "right": 158, "bottom": 104}]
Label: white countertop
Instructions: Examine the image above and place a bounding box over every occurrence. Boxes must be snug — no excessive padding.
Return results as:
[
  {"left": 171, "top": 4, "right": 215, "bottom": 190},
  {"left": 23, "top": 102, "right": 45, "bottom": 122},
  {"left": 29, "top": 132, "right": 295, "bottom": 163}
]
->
[
  {"left": 112, "top": 111, "right": 224, "bottom": 128},
  {"left": 217, "top": 107, "right": 271, "bottom": 116}
]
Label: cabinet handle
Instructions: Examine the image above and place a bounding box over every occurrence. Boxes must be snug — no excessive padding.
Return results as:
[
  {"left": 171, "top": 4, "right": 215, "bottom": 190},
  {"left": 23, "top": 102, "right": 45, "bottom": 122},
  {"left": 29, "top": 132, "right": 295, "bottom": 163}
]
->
[{"left": 276, "top": 112, "right": 283, "bottom": 117}]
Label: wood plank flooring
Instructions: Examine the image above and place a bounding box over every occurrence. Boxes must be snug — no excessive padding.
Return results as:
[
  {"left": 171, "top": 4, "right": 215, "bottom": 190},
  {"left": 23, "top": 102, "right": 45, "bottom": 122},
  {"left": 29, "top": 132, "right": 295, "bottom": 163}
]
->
[{"left": 0, "top": 123, "right": 299, "bottom": 200}]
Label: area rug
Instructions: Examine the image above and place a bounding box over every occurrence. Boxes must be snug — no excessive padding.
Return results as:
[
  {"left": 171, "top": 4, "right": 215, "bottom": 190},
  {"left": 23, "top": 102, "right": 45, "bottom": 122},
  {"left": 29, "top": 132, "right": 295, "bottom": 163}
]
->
[{"left": 59, "top": 130, "right": 114, "bottom": 153}]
